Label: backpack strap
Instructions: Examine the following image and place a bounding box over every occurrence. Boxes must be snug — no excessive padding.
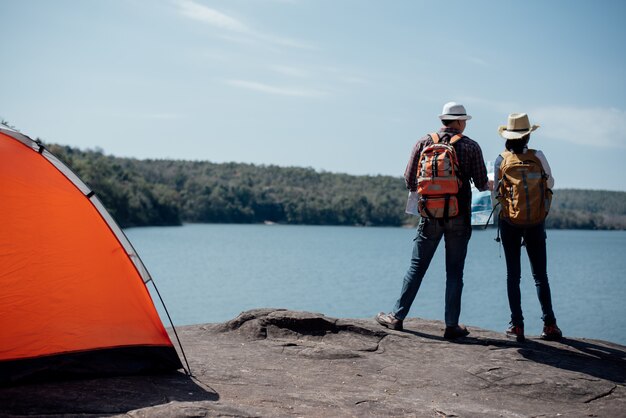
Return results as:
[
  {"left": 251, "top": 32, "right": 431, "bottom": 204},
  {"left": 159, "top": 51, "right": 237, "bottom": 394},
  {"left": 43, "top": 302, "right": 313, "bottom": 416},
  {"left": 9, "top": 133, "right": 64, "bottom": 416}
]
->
[
  {"left": 429, "top": 132, "right": 463, "bottom": 145},
  {"left": 449, "top": 134, "right": 463, "bottom": 144},
  {"left": 498, "top": 151, "right": 511, "bottom": 176},
  {"left": 419, "top": 196, "right": 435, "bottom": 219}
]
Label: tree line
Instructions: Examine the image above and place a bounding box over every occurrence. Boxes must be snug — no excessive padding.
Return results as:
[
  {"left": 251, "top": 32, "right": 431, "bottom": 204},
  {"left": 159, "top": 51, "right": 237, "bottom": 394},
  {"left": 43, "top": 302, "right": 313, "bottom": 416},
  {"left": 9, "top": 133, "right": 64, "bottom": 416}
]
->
[{"left": 46, "top": 144, "right": 626, "bottom": 230}]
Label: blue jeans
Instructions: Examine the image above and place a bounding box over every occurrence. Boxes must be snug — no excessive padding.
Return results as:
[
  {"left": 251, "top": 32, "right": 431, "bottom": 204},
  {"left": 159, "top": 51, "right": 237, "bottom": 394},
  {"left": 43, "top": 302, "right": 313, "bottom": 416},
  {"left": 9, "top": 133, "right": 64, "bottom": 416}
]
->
[
  {"left": 392, "top": 216, "right": 472, "bottom": 327},
  {"left": 500, "top": 220, "right": 556, "bottom": 327}
]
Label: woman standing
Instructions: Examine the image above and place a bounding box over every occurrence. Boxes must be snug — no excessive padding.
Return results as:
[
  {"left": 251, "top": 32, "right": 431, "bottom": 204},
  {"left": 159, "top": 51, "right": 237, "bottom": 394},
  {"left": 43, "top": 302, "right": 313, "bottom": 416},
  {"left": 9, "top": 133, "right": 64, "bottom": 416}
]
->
[{"left": 495, "top": 113, "right": 562, "bottom": 343}]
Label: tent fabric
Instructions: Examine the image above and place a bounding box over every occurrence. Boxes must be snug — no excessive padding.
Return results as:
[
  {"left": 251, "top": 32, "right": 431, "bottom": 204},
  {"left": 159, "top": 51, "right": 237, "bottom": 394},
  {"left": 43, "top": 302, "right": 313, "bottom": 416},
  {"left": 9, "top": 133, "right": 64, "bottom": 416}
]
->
[
  {"left": 0, "top": 127, "right": 182, "bottom": 384},
  {"left": 1, "top": 346, "right": 182, "bottom": 384}
]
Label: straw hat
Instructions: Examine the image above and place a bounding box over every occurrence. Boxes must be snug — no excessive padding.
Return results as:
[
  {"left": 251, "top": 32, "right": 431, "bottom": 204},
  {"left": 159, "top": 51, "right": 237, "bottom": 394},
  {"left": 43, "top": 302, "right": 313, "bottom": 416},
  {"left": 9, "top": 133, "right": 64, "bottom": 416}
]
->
[
  {"left": 498, "top": 113, "right": 540, "bottom": 140},
  {"left": 438, "top": 102, "right": 472, "bottom": 120}
]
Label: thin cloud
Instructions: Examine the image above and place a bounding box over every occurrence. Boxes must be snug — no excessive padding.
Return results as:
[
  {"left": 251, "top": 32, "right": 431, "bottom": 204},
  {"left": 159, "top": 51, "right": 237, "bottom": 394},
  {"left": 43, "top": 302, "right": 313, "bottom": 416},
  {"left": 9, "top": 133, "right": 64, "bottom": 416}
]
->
[
  {"left": 264, "top": 36, "right": 314, "bottom": 50},
  {"left": 467, "top": 56, "right": 488, "bottom": 67},
  {"left": 338, "top": 75, "right": 368, "bottom": 85},
  {"left": 458, "top": 97, "right": 626, "bottom": 149},
  {"left": 458, "top": 96, "right": 520, "bottom": 114},
  {"left": 270, "top": 65, "right": 311, "bottom": 78},
  {"left": 176, "top": 0, "right": 250, "bottom": 32},
  {"left": 174, "top": 0, "right": 313, "bottom": 49},
  {"left": 140, "top": 113, "right": 185, "bottom": 120},
  {"left": 225, "top": 79, "right": 328, "bottom": 98},
  {"left": 270, "top": 64, "right": 369, "bottom": 85},
  {"left": 531, "top": 106, "right": 626, "bottom": 149},
  {"left": 320, "top": 66, "right": 369, "bottom": 85}
]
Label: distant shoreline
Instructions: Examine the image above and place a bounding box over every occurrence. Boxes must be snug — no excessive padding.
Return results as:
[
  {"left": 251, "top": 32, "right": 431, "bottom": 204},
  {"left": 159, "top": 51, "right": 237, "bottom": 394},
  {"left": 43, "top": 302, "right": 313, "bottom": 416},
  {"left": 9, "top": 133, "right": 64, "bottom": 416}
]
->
[
  {"left": 47, "top": 143, "right": 626, "bottom": 231},
  {"left": 124, "top": 220, "right": 626, "bottom": 232}
]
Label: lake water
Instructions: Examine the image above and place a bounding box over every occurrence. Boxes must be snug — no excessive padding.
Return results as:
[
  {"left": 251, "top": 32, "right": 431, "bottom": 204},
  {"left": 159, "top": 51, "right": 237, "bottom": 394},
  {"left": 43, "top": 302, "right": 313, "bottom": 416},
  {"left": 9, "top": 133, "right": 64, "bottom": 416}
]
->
[{"left": 125, "top": 224, "right": 626, "bottom": 346}]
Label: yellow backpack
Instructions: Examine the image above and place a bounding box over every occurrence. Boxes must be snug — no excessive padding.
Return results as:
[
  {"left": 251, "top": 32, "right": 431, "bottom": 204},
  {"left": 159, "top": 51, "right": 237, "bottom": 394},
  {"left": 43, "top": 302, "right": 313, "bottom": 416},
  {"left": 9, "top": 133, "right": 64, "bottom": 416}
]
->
[{"left": 496, "top": 150, "right": 553, "bottom": 226}]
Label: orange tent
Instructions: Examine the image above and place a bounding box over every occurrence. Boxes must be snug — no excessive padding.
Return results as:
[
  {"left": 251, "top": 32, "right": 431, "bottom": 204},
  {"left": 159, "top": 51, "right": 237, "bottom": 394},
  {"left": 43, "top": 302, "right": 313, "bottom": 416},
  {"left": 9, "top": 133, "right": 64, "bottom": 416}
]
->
[{"left": 0, "top": 126, "right": 183, "bottom": 384}]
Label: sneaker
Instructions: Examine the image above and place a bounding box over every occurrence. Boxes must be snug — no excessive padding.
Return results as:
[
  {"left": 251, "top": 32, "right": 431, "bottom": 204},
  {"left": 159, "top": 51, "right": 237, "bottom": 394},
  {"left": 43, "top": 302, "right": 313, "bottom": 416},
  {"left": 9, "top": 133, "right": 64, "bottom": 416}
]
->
[
  {"left": 375, "top": 312, "right": 403, "bottom": 331},
  {"left": 443, "top": 325, "right": 470, "bottom": 340},
  {"left": 505, "top": 324, "right": 525, "bottom": 342},
  {"left": 540, "top": 323, "right": 563, "bottom": 341}
]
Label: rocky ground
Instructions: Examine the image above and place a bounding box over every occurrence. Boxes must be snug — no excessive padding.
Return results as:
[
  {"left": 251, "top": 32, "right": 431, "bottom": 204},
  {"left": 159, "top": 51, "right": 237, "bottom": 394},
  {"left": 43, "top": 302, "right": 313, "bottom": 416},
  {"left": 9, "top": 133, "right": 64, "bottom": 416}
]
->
[{"left": 1, "top": 308, "right": 625, "bottom": 417}]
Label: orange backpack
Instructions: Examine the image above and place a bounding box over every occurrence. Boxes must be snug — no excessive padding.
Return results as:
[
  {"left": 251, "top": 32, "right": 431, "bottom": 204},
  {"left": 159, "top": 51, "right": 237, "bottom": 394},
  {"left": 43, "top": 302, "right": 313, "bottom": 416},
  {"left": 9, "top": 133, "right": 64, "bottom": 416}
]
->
[
  {"left": 416, "top": 133, "right": 463, "bottom": 219},
  {"left": 496, "top": 150, "right": 553, "bottom": 226}
]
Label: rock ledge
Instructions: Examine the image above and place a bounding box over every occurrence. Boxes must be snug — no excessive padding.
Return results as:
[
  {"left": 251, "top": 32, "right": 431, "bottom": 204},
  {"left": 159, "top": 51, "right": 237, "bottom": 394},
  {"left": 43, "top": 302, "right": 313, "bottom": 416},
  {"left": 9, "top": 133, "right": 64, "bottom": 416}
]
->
[{"left": 1, "top": 309, "right": 624, "bottom": 417}]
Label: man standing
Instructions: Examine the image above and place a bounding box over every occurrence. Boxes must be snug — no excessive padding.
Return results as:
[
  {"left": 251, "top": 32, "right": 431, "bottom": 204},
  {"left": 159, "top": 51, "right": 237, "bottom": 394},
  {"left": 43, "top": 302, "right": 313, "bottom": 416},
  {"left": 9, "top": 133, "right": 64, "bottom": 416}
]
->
[{"left": 376, "top": 102, "right": 489, "bottom": 339}]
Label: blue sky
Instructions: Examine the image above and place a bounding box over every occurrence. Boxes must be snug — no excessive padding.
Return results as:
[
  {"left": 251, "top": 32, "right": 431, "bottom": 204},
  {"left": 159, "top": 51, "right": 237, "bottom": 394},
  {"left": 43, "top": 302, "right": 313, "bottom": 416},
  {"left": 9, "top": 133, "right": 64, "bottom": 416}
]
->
[{"left": 2, "top": 0, "right": 625, "bottom": 191}]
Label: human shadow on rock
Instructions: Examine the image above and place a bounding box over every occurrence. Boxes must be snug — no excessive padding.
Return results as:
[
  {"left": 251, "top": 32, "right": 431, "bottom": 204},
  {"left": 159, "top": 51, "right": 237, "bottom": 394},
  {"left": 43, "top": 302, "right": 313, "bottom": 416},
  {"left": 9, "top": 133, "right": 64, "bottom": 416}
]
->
[
  {"left": 0, "top": 371, "right": 219, "bottom": 416},
  {"left": 518, "top": 338, "right": 626, "bottom": 384},
  {"left": 400, "top": 327, "right": 510, "bottom": 346},
  {"left": 398, "top": 327, "right": 625, "bottom": 383}
]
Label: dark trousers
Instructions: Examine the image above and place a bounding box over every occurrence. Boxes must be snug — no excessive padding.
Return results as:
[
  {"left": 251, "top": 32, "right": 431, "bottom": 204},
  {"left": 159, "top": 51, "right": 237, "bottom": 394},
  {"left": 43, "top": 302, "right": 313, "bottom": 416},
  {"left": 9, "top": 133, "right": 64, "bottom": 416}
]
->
[
  {"left": 500, "top": 220, "right": 556, "bottom": 327},
  {"left": 392, "top": 216, "right": 472, "bottom": 327}
]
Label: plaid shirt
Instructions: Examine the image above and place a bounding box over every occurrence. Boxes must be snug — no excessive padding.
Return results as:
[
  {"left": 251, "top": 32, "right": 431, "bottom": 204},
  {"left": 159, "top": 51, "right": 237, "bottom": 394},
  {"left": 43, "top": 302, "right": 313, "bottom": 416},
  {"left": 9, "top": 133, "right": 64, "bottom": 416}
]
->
[{"left": 404, "top": 127, "right": 489, "bottom": 216}]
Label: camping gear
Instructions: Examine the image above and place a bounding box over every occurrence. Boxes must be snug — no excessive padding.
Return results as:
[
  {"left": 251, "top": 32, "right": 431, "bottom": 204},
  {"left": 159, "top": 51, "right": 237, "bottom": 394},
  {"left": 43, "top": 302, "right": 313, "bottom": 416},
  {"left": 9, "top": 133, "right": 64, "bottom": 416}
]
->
[
  {"left": 416, "top": 133, "right": 463, "bottom": 220},
  {"left": 0, "top": 126, "right": 186, "bottom": 384},
  {"left": 496, "top": 149, "right": 552, "bottom": 226}
]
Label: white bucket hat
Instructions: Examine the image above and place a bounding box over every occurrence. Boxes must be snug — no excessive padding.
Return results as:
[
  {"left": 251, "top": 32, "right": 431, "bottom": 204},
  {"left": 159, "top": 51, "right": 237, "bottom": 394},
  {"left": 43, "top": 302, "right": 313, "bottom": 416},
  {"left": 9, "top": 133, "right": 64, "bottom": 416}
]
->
[
  {"left": 438, "top": 102, "right": 472, "bottom": 120},
  {"left": 498, "top": 113, "right": 540, "bottom": 140}
]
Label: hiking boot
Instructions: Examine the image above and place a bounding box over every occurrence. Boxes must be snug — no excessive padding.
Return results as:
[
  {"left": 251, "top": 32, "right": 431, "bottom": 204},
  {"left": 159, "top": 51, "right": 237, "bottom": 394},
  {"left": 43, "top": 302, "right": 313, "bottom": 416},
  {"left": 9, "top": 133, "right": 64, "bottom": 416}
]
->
[
  {"left": 375, "top": 312, "right": 403, "bottom": 331},
  {"left": 540, "top": 323, "right": 563, "bottom": 341},
  {"left": 505, "top": 324, "right": 525, "bottom": 342},
  {"left": 443, "top": 325, "right": 470, "bottom": 340}
]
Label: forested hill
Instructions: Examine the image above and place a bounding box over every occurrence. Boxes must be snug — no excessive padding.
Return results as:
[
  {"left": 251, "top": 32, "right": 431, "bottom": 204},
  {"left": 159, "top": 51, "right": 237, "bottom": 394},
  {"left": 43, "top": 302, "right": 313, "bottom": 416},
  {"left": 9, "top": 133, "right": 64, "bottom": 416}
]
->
[{"left": 47, "top": 144, "right": 626, "bottom": 230}]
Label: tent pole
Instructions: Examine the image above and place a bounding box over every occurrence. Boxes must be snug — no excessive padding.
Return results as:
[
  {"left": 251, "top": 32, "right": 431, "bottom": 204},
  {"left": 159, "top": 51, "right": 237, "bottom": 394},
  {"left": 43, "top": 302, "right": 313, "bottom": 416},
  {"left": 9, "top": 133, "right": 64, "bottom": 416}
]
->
[{"left": 148, "top": 279, "right": 192, "bottom": 376}]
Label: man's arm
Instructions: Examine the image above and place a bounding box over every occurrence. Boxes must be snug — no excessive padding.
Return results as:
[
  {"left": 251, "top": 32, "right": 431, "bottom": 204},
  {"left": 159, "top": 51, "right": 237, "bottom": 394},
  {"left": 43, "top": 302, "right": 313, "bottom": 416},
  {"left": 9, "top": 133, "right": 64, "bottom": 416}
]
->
[
  {"left": 470, "top": 143, "right": 490, "bottom": 192},
  {"left": 404, "top": 139, "right": 426, "bottom": 191}
]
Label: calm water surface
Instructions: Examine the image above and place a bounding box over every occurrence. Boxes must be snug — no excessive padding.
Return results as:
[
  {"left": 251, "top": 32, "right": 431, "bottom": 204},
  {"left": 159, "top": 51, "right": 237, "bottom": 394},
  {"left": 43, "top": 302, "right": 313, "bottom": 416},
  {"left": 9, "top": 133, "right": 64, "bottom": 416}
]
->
[{"left": 125, "top": 224, "right": 626, "bottom": 345}]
